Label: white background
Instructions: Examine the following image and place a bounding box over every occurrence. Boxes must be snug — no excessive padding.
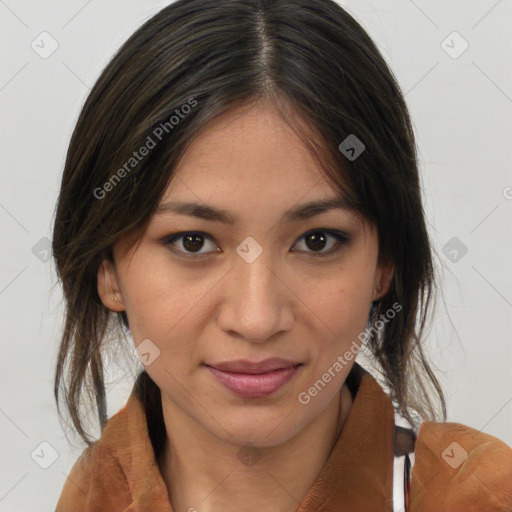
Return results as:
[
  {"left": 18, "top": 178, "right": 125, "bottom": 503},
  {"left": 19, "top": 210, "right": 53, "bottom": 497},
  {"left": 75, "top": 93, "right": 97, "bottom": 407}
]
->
[{"left": 1, "top": 1, "right": 511, "bottom": 510}]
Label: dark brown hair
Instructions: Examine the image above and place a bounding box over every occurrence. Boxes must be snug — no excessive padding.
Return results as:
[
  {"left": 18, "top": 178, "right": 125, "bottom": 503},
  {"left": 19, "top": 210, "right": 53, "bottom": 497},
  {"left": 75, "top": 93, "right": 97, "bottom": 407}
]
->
[{"left": 52, "top": 0, "right": 446, "bottom": 450}]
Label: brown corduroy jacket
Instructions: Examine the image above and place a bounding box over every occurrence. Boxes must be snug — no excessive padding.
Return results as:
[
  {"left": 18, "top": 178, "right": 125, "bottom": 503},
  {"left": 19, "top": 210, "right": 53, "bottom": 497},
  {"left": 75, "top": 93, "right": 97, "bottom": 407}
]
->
[{"left": 55, "top": 363, "right": 512, "bottom": 511}]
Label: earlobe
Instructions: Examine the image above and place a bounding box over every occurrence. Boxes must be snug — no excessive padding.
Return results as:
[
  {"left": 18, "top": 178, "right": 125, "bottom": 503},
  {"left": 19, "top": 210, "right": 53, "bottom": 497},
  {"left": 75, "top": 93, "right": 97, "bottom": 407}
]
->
[
  {"left": 374, "top": 259, "right": 395, "bottom": 301},
  {"left": 97, "top": 259, "right": 125, "bottom": 312}
]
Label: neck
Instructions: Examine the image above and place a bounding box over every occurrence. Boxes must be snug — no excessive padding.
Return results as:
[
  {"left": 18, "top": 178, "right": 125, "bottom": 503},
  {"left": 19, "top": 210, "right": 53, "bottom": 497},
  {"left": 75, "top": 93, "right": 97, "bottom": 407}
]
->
[{"left": 158, "top": 383, "right": 353, "bottom": 512}]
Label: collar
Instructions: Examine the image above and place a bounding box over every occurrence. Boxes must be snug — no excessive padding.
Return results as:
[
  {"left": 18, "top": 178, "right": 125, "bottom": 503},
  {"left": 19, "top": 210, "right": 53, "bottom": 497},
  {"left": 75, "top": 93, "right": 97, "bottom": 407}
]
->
[
  {"left": 296, "top": 363, "right": 395, "bottom": 511},
  {"left": 108, "top": 362, "right": 395, "bottom": 511}
]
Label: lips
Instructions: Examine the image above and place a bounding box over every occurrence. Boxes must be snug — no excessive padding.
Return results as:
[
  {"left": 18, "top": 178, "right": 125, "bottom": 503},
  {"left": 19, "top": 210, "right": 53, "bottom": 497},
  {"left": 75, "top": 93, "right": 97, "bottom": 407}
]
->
[
  {"left": 203, "top": 358, "right": 302, "bottom": 398},
  {"left": 205, "top": 357, "right": 300, "bottom": 374}
]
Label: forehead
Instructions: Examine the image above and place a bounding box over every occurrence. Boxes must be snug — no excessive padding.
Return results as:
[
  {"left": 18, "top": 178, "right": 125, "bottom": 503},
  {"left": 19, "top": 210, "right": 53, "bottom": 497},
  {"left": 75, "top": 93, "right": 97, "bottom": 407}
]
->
[{"left": 167, "top": 102, "right": 337, "bottom": 202}]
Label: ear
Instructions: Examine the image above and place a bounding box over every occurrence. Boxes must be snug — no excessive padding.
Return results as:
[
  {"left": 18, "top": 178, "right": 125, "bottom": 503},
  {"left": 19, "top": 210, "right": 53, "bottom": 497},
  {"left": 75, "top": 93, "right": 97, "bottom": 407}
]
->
[
  {"left": 373, "top": 258, "right": 395, "bottom": 301},
  {"left": 97, "top": 259, "right": 126, "bottom": 312}
]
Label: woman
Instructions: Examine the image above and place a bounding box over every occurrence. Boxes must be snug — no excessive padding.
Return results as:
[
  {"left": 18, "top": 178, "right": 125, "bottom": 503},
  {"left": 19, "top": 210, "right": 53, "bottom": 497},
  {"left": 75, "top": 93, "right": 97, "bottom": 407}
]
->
[{"left": 52, "top": 0, "right": 512, "bottom": 510}]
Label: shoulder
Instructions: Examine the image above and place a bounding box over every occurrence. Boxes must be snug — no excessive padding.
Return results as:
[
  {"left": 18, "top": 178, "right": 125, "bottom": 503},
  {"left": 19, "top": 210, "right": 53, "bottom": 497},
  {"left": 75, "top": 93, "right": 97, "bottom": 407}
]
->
[
  {"left": 55, "top": 407, "right": 132, "bottom": 511},
  {"left": 409, "top": 420, "right": 512, "bottom": 511}
]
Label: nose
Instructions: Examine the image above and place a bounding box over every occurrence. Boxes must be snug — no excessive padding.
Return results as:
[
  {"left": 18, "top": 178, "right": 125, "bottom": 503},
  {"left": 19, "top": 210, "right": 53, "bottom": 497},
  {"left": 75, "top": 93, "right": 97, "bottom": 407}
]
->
[{"left": 216, "top": 247, "right": 294, "bottom": 342}]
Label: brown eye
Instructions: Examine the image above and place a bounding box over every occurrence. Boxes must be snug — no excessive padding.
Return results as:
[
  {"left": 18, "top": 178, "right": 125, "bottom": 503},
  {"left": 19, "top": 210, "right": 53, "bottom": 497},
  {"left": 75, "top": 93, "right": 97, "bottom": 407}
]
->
[
  {"left": 162, "top": 228, "right": 350, "bottom": 260},
  {"left": 182, "top": 233, "right": 206, "bottom": 252},
  {"left": 163, "top": 232, "right": 220, "bottom": 257},
  {"left": 305, "top": 231, "right": 328, "bottom": 251},
  {"left": 292, "top": 229, "right": 350, "bottom": 257}
]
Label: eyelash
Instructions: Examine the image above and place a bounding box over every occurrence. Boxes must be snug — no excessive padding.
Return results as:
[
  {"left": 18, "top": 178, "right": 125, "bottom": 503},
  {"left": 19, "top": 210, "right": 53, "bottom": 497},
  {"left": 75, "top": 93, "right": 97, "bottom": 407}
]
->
[{"left": 161, "top": 229, "right": 350, "bottom": 260}]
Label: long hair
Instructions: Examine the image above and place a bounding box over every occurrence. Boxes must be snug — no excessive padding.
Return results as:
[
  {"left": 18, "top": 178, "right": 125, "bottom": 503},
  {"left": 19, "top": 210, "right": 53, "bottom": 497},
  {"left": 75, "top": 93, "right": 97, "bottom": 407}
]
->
[{"left": 52, "top": 0, "right": 446, "bottom": 448}]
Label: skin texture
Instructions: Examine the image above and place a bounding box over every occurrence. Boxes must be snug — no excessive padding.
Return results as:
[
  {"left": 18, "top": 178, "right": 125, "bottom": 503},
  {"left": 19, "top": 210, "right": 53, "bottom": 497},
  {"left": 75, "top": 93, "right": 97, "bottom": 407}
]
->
[{"left": 97, "top": 101, "right": 394, "bottom": 512}]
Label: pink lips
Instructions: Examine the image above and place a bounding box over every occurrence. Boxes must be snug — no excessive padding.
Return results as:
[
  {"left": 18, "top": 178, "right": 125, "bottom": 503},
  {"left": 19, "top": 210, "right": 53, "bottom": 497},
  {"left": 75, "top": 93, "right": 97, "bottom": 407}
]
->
[{"left": 205, "top": 358, "right": 301, "bottom": 398}]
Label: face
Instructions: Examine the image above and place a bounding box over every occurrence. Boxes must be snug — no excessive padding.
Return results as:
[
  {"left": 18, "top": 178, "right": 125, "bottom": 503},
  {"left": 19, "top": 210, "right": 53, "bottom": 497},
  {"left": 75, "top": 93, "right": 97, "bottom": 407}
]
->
[{"left": 98, "top": 101, "right": 393, "bottom": 448}]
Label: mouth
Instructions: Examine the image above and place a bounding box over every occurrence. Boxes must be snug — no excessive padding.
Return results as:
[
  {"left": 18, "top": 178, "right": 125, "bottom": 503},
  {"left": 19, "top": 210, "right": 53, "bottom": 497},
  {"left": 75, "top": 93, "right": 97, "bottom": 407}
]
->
[
  {"left": 204, "top": 357, "right": 300, "bottom": 374},
  {"left": 203, "top": 359, "right": 302, "bottom": 398}
]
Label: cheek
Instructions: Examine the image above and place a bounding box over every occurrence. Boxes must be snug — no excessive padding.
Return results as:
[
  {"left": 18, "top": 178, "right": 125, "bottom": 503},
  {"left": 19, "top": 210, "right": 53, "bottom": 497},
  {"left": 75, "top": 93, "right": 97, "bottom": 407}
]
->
[
  {"left": 116, "top": 249, "right": 180, "bottom": 339},
  {"left": 118, "top": 249, "right": 221, "bottom": 347},
  {"left": 307, "top": 239, "right": 376, "bottom": 327},
  {"left": 306, "top": 276, "right": 372, "bottom": 339},
  {"left": 301, "top": 272, "right": 373, "bottom": 381}
]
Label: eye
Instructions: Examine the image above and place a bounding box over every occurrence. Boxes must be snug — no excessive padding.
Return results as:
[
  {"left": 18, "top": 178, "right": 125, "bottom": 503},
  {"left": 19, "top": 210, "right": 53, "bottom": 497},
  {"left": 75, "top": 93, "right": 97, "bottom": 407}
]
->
[
  {"left": 162, "top": 231, "right": 220, "bottom": 258},
  {"left": 292, "top": 229, "right": 350, "bottom": 258},
  {"left": 161, "top": 229, "right": 350, "bottom": 259}
]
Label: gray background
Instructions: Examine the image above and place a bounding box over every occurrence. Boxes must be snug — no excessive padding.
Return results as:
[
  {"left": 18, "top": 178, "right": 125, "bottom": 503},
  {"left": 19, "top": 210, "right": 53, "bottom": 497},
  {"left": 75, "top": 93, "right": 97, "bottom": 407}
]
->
[{"left": 1, "top": 0, "right": 511, "bottom": 510}]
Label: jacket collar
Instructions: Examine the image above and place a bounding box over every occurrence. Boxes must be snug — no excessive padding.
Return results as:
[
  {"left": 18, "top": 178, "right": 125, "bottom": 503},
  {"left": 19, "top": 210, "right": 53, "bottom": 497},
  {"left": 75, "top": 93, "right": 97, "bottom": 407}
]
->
[
  {"left": 110, "top": 362, "right": 395, "bottom": 511},
  {"left": 297, "top": 363, "right": 395, "bottom": 511}
]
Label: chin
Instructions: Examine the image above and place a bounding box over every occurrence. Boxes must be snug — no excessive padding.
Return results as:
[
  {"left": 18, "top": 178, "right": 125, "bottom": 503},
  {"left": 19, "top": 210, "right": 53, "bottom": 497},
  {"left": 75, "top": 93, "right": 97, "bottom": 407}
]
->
[{"left": 208, "top": 410, "right": 303, "bottom": 448}]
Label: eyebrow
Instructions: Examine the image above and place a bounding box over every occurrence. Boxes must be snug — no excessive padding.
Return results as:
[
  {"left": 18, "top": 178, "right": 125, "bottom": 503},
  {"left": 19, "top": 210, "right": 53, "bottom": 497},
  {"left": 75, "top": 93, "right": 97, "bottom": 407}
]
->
[{"left": 155, "top": 196, "right": 353, "bottom": 225}]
